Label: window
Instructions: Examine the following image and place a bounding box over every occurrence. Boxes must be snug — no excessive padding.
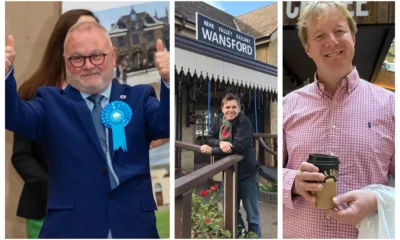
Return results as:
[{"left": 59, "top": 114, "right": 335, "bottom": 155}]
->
[
  {"left": 117, "top": 21, "right": 126, "bottom": 29},
  {"left": 147, "top": 50, "right": 156, "bottom": 67},
  {"left": 131, "top": 22, "right": 140, "bottom": 32},
  {"left": 154, "top": 183, "right": 162, "bottom": 192},
  {"left": 119, "top": 37, "right": 125, "bottom": 47},
  {"left": 195, "top": 109, "right": 211, "bottom": 137},
  {"left": 132, "top": 33, "right": 139, "bottom": 44},
  {"left": 147, "top": 31, "right": 153, "bottom": 41}
]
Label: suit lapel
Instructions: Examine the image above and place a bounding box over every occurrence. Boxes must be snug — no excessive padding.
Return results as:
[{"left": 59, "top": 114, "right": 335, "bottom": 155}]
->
[
  {"left": 108, "top": 80, "right": 128, "bottom": 160},
  {"left": 63, "top": 85, "right": 107, "bottom": 162}
]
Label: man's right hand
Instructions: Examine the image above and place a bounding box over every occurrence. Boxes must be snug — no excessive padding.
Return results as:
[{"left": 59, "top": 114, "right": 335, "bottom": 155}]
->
[
  {"left": 292, "top": 162, "right": 325, "bottom": 204},
  {"left": 5, "top": 35, "right": 16, "bottom": 75},
  {"left": 200, "top": 145, "right": 212, "bottom": 155},
  {"left": 219, "top": 141, "right": 232, "bottom": 153}
]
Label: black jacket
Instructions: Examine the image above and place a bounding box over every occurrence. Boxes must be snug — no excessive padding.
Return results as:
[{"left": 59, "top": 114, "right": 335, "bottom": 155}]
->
[
  {"left": 11, "top": 133, "right": 48, "bottom": 219},
  {"left": 205, "top": 112, "right": 257, "bottom": 179}
]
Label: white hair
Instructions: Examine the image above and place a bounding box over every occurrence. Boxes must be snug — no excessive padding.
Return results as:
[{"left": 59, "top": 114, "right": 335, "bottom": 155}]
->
[{"left": 63, "top": 21, "right": 113, "bottom": 53}]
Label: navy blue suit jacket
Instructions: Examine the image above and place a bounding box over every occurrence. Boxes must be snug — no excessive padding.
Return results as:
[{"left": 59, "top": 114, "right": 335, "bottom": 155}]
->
[{"left": 6, "top": 69, "right": 169, "bottom": 238}]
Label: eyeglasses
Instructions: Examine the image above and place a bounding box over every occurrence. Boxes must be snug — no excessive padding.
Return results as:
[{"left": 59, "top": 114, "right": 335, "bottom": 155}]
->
[{"left": 66, "top": 48, "right": 113, "bottom": 68}]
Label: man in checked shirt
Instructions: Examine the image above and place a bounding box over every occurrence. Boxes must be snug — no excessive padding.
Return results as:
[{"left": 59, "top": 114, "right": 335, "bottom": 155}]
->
[{"left": 283, "top": 2, "right": 395, "bottom": 238}]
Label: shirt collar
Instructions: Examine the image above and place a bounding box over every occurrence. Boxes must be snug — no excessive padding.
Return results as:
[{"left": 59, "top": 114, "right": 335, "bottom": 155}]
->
[
  {"left": 314, "top": 67, "right": 360, "bottom": 94},
  {"left": 80, "top": 82, "right": 112, "bottom": 101}
]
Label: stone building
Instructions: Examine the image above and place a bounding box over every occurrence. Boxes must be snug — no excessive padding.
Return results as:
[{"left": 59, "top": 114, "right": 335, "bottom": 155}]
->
[{"left": 109, "top": 7, "right": 170, "bottom": 72}]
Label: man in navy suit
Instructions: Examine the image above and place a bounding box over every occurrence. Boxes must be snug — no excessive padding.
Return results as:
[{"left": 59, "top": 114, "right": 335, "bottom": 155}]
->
[{"left": 5, "top": 21, "right": 169, "bottom": 238}]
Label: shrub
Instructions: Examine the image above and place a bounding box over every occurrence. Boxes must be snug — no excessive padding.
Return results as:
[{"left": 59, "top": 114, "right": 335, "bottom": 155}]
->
[
  {"left": 191, "top": 184, "right": 257, "bottom": 238},
  {"left": 259, "top": 182, "right": 277, "bottom": 192}
]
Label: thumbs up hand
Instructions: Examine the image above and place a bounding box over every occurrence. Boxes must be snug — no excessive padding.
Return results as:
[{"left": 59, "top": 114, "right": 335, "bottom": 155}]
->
[
  {"left": 5, "top": 35, "right": 16, "bottom": 75},
  {"left": 154, "top": 39, "right": 170, "bottom": 81}
]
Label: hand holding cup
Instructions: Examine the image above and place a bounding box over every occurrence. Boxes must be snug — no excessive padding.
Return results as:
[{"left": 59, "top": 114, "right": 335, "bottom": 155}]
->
[{"left": 293, "top": 162, "right": 326, "bottom": 204}]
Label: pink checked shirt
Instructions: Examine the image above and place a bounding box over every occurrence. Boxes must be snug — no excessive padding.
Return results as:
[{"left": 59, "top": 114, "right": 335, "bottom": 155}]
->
[{"left": 282, "top": 68, "right": 395, "bottom": 238}]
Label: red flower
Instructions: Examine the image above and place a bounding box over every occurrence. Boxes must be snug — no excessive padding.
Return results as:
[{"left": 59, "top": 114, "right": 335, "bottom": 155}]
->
[
  {"left": 205, "top": 219, "right": 210, "bottom": 224},
  {"left": 210, "top": 186, "right": 216, "bottom": 191},
  {"left": 200, "top": 190, "right": 209, "bottom": 196},
  {"left": 215, "top": 184, "right": 220, "bottom": 189}
]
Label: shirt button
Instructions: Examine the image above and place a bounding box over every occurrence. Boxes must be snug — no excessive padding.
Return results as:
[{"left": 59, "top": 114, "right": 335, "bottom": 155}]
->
[
  {"left": 330, "top": 152, "right": 335, "bottom": 156},
  {"left": 332, "top": 125, "right": 336, "bottom": 129},
  {"left": 108, "top": 194, "right": 113, "bottom": 200},
  {"left": 101, "top": 168, "right": 107, "bottom": 173}
]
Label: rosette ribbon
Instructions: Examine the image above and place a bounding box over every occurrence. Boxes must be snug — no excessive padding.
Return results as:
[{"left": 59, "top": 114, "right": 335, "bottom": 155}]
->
[{"left": 101, "top": 101, "right": 132, "bottom": 152}]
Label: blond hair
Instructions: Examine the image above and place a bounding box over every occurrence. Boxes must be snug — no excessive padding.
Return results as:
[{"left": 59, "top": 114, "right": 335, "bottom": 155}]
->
[{"left": 298, "top": 1, "right": 357, "bottom": 45}]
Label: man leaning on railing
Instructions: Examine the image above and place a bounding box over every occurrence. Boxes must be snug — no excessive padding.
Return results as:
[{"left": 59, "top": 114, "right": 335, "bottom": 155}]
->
[{"left": 200, "top": 93, "right": 261, "bottom": 238}]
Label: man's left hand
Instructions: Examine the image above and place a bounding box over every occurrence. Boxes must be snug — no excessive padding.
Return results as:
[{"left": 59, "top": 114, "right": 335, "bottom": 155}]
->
[
  {"left": 326, "top": 190, "right": 377, "bottom": 226},
  {"left": 219, "top": 141, "right": 232, "bottom": 153},
  {"left": 154, "top": 39, "right": 170, "bottom": 81},
  {"left": 200, "top": 145, "right": 212, "bottom": 155}
]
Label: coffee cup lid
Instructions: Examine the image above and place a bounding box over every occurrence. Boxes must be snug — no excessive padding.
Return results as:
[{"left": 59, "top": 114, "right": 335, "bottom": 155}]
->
[{"left": 308, "top": 154, "right": 340, "bottom": 164}]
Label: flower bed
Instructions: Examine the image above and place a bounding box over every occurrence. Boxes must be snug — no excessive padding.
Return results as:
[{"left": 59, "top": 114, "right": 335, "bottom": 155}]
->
[{"left": 191, "top": 184, "right": 257, "bottom": 239}]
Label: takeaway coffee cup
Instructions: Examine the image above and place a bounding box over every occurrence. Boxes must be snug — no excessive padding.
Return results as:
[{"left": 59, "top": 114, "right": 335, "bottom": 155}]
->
[{"left": 307, "top": 154, "right": 340, "bottom": 210}]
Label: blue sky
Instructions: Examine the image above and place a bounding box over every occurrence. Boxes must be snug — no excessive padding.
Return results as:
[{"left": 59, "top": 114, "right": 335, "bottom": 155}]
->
[
  {"left": 93, "top": 2, "right": 169, "bottom": 31},
  {"left": 205, "top": 1, "right": 276, "bottom": 16}
]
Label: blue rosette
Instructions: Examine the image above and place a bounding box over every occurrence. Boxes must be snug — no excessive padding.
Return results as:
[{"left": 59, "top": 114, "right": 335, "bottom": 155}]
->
[{"left": 101, "top": 101, "right": 132, "bottom": 152}]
